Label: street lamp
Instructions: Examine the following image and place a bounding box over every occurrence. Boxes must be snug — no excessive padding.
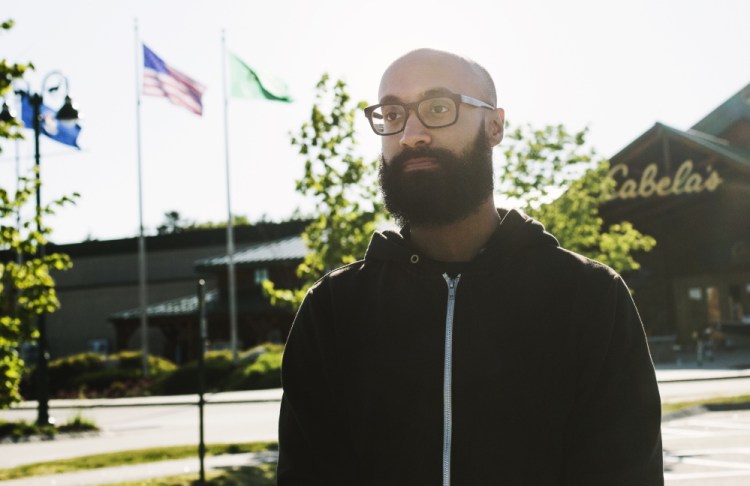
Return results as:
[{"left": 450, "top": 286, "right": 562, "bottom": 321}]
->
[
  {"left": 0, "top": 101, "right": 14, "bottom": 123},
  {"left": 13, "top": 71, "right": 79, "bottom": 426}
]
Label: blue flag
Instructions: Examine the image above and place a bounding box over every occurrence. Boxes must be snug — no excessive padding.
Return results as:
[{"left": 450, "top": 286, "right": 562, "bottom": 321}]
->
[{"left": 20, "top": 93, "right": 82, "bottom": 149}]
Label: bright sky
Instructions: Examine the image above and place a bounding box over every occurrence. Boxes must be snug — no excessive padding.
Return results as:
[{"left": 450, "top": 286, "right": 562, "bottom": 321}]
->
[{"left": 1, "top": 0, "right": 749, "bottom": 244}]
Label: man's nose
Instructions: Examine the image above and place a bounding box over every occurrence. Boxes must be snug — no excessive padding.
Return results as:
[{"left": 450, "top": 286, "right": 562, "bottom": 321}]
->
[{"left": 399, "top": 111, "right": 431, "bottom": 148}]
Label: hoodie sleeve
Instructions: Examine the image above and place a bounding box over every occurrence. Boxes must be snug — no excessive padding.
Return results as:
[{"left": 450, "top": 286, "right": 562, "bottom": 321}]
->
[
  {"left": 277, "top": 281, "right": 356, "bottom": 485},
  {"left": 562, "top": 272, "right": 664, "bottom": 485}
]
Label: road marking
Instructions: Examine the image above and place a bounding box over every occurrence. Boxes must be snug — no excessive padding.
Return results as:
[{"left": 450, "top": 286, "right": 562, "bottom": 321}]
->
[
  {"left": 662, "top": 427, "right": 720, "bottom": 437},
  {"left": 662, "top": 427, "right": 748, "bottom": 439},
  {"left": 665, "top": 447, "right": 750, "bottom": 456},
  {"left": 665, "top": 469, "right": 750, "bottom": 480},
  {"left": 668, "top": 457, "right": 750, "bottom": 471},
  {"left": 664, "top": 447, "right": 750, "bottom": 481},
  {"left": 684, "top": 419, "right": 750, "bottom": 430}
]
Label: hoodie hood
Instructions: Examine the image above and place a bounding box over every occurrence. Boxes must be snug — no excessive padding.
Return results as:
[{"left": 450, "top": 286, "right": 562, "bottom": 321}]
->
[{"left": 363, "top": 208, "right": 559, "bottom": 273}]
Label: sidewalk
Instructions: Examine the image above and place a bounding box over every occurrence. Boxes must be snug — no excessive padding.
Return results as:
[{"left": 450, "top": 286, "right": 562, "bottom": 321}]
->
[{"left": 655, "top": 345, "right": 750, "bottom": 382}]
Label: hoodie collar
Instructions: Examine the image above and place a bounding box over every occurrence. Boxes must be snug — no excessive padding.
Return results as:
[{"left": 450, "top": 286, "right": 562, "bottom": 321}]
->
[{"left": 364, "top": 208, "right": 559, "bottom": 274}]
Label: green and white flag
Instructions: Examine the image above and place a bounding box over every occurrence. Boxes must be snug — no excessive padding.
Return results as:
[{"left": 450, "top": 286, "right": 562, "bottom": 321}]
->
[{"left": 229, "top": 53, "right": 292, "bottom": 102}]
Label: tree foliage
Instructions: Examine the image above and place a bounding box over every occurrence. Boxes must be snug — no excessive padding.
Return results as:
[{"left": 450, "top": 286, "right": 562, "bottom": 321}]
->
[
  {"left": 497, "top": 123, "right": 655, "bottom": 274},
  {"left": 156, "top": 210, "right": 253, "bottom": 234},
  {"left": 263, "top": 74, "right": 385, "bottom": 309},
  {"left": 0, "top": 20, "right": 76, "bottom": 408}
]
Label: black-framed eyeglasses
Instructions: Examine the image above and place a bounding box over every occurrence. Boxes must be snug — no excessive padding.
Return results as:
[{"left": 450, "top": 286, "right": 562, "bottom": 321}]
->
[{"left": 363, "top": 92, "right": 495, "bottom": 136}]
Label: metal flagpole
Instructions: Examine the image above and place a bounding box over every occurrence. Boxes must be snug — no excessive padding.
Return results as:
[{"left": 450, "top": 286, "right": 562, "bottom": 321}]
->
[
  {"left": 134, "top": 18, "right": 150, "bottom": 376},
  {"left": 14, "top": 138, "right": 22, "bottom": 266},
  {"left": 222, "top": 29, "right": 239, "bottom": 362}
]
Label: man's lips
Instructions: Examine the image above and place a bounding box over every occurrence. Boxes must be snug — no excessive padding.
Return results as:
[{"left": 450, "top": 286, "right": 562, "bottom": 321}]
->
[{"left": 402, "top": 156, "right": 438, "bottom": 172}]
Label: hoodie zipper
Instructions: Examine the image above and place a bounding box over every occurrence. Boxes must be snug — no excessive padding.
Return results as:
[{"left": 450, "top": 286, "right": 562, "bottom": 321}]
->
[{"left": 442, "top": 273, "right": 460, "bottom": 486}]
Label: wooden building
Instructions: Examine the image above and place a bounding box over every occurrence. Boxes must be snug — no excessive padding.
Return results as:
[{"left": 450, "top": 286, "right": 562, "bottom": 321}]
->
[{"left": 601, "top": 83, "right": 750, "bottom": 346}]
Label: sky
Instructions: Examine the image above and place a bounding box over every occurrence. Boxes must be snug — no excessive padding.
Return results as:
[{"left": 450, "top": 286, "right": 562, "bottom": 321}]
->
[{"left": 1, "top": 0, "right": 749, "bottom": 244}]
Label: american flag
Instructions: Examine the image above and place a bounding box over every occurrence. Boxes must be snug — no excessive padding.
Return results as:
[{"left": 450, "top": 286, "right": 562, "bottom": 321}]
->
[{"left": 142, "top": 44, "right": 206, "bottom": 116}]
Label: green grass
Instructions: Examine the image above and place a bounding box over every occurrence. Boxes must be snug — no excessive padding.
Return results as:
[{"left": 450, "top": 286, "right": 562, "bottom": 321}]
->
[
  {"left": 0, "top": 413, "right": 98, "bottom": 442},
  {"left": 111, "top": 462, "right": 277, "bottom": 485},
  {"left": 662, "top": 394, "right": 750, "bottom": 415},
  {"left": 0, "top": 442, "right": 277, "bottom": 481},
  {"left": 56, "top": 413, "right": 99, "bottom": 433}
]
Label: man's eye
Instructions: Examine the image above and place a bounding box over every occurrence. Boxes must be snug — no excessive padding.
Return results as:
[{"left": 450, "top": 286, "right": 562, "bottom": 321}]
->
[
  {"left": 383, "top": 109, "right": 403, "bottom": 122},
  {"left": 429, "top": 103, "right": 451, "bottom": 114}
]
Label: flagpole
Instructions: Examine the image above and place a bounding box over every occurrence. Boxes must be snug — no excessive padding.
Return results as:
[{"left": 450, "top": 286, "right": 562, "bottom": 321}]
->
[
  {"left": 134, "top": 18, "right": 150, "bottom": 376},
  {"left": 222, "top": 29, "right": 239, "bottom": 363},
  {"left": 14, "top": 138, "right": 23, "bottom": 267}
]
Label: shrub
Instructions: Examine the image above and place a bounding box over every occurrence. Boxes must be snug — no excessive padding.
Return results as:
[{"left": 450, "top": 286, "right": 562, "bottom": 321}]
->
[
  {"left": 0, "top": 419, "right": 54, "bottom": 441},
  {"left": 22, "top": 351, "right": 177, "bottom": 399},
  {"left": 110, "top": 351, "right": 177, "bottom": 377},
  {"left": 70, "top": 368, "right": 138, "bottom": 393},
  {"left": 226, "top": 346, "right": 283, "bottom": 390},
  {"left": 149, "top": 350, "right": 236, "bottom": 395},
  {"left": 57, "top": 413, "right": 98, "bottom": 433},
  {"left": 23, "top": 352, "right": 107, "bottom": 398}
]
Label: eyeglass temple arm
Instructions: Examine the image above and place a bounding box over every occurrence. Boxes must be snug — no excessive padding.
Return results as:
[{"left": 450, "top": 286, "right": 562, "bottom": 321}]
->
[{"left": 459, "top": 94, "right": 495, "bottom": 110}]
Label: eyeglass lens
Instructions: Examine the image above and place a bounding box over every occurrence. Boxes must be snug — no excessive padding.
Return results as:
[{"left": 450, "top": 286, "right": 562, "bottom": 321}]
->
[{"left": 370, "top": 97, "right": 458, "bottom": 134}]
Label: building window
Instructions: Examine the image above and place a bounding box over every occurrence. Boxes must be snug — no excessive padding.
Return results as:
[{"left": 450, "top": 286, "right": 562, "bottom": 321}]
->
[
  {"left": 688, "top": 288, "right": 702, "bottom": 300},
  {"left": 706, "top": 286, "right": 721, "bottom": 324},
  {"left": 254, "top": 268, "right": 269, "bottom": 285}
]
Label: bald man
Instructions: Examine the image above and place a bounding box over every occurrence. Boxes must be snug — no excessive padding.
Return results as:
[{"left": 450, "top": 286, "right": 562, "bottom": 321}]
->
[{"left": 277, "top": 49, "right": 663, "bottom": 485}]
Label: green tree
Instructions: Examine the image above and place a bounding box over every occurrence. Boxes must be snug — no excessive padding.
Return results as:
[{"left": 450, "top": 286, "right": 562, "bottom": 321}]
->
[
  {"left": 156, "top": 210, "right": 254, "bottom": 234},
  {"left": 263, "top": 74, "right": 385, "bottom": 309},
  {"left": 0, "top": 20, "right": 76, "bottom": 407},
  {"left": 497, "top": 123, "right": 655, "bottom": 273}
]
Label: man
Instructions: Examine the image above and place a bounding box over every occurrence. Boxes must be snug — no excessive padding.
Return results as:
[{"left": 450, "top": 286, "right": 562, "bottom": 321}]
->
[{"left": 278, "top": 48, "right": 663, "bottom": 485}]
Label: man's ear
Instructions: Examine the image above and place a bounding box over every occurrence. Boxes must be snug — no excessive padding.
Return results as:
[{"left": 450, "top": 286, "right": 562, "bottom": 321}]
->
[{"left": 486, "top": 107, "right": 505, "bottom": 146}]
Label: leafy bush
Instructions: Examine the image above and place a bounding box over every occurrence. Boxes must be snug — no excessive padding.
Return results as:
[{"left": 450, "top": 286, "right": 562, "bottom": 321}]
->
[
  {"left": 150, "top": 350, "right": 235, "bottom": 395},
  {"left": 226, "top": 346, "right": 283, "bottom": 390},
  {"left": 57, "top": 413, "right": 98, "bottom": 433},
  {"left": 50, "top": 352, "right": 105, "bottom": 389},
  {"left": 0, "top": 419, "right": 54, "bottom": 441},
  {"left": 22, "top": 345, "right": 283, "bottom": 398},
  {"left": 152, "top": 345, "right": 284, "bottom": 395},
  {"left": 110, "top": 351, "right": 177, "bottom": 376},
  {"left": 0, "top": 414, "right": 97, "bottom": 441},
  {"left": 22, "top": 351, "right": 176, "bottom": 399}
]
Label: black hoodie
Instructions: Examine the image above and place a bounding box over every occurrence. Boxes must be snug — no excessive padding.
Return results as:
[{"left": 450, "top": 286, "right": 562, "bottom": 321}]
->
[{"left": 278, "top": 209, "right": 663, "bottom": 485}]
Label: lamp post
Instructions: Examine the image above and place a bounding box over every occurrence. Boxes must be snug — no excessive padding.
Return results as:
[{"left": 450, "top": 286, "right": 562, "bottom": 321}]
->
[{"left": 13, "top": 71, "right": 79, "bottom": 426}]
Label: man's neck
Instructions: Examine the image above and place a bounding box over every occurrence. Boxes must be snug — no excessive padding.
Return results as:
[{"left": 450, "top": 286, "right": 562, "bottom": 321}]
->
[{"left": 409, "top": 198, "right": 501, "bottom": 263}]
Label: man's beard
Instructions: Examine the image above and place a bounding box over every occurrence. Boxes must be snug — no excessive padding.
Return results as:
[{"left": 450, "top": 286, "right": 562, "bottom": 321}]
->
[{"left": 378, "top": 130, "right": 494, "bottom": 227}]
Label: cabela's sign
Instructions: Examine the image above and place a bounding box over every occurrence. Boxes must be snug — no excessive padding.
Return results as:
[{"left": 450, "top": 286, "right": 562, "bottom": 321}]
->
[{"left": 607, "top": 160, "right": 723, "bottom": 201}]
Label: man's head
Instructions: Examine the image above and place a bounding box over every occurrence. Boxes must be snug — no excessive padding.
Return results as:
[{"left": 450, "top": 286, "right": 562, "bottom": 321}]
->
[{"left": 369, "top": 48, "right": 505, "bottom": 227}]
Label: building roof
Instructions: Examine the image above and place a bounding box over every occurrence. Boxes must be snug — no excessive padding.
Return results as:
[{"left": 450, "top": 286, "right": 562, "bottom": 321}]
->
[
  {"left": 108, "top": 288, "right": 285, "bottom": 321},
  {"left": 194, "top": 235, "right": 307, "bottom": 270},
  {"left": 611, "top": 122, "right": 750, "bottom": 168},
  {"left": 691, "top": 82, "right": 750, "bottom": 136},
  {"left": 110, "top": 235, "right": 307, "bottom": 322},
  {"left": 110, "top": 289, "right": 219, "bottom": 320},
  {"left": 47, "top": 219, "right": 309, "bottom": 258}
]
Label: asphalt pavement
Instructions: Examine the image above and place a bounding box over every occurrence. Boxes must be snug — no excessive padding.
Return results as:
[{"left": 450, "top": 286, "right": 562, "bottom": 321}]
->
[{"left": 1, "top": 346, "right": 749, "bottom": 485}]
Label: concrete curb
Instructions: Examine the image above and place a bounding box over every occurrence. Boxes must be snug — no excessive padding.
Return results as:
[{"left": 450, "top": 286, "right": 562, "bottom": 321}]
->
[{"left": 655, "top": 369, "right": 750, "bottom": 383}]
